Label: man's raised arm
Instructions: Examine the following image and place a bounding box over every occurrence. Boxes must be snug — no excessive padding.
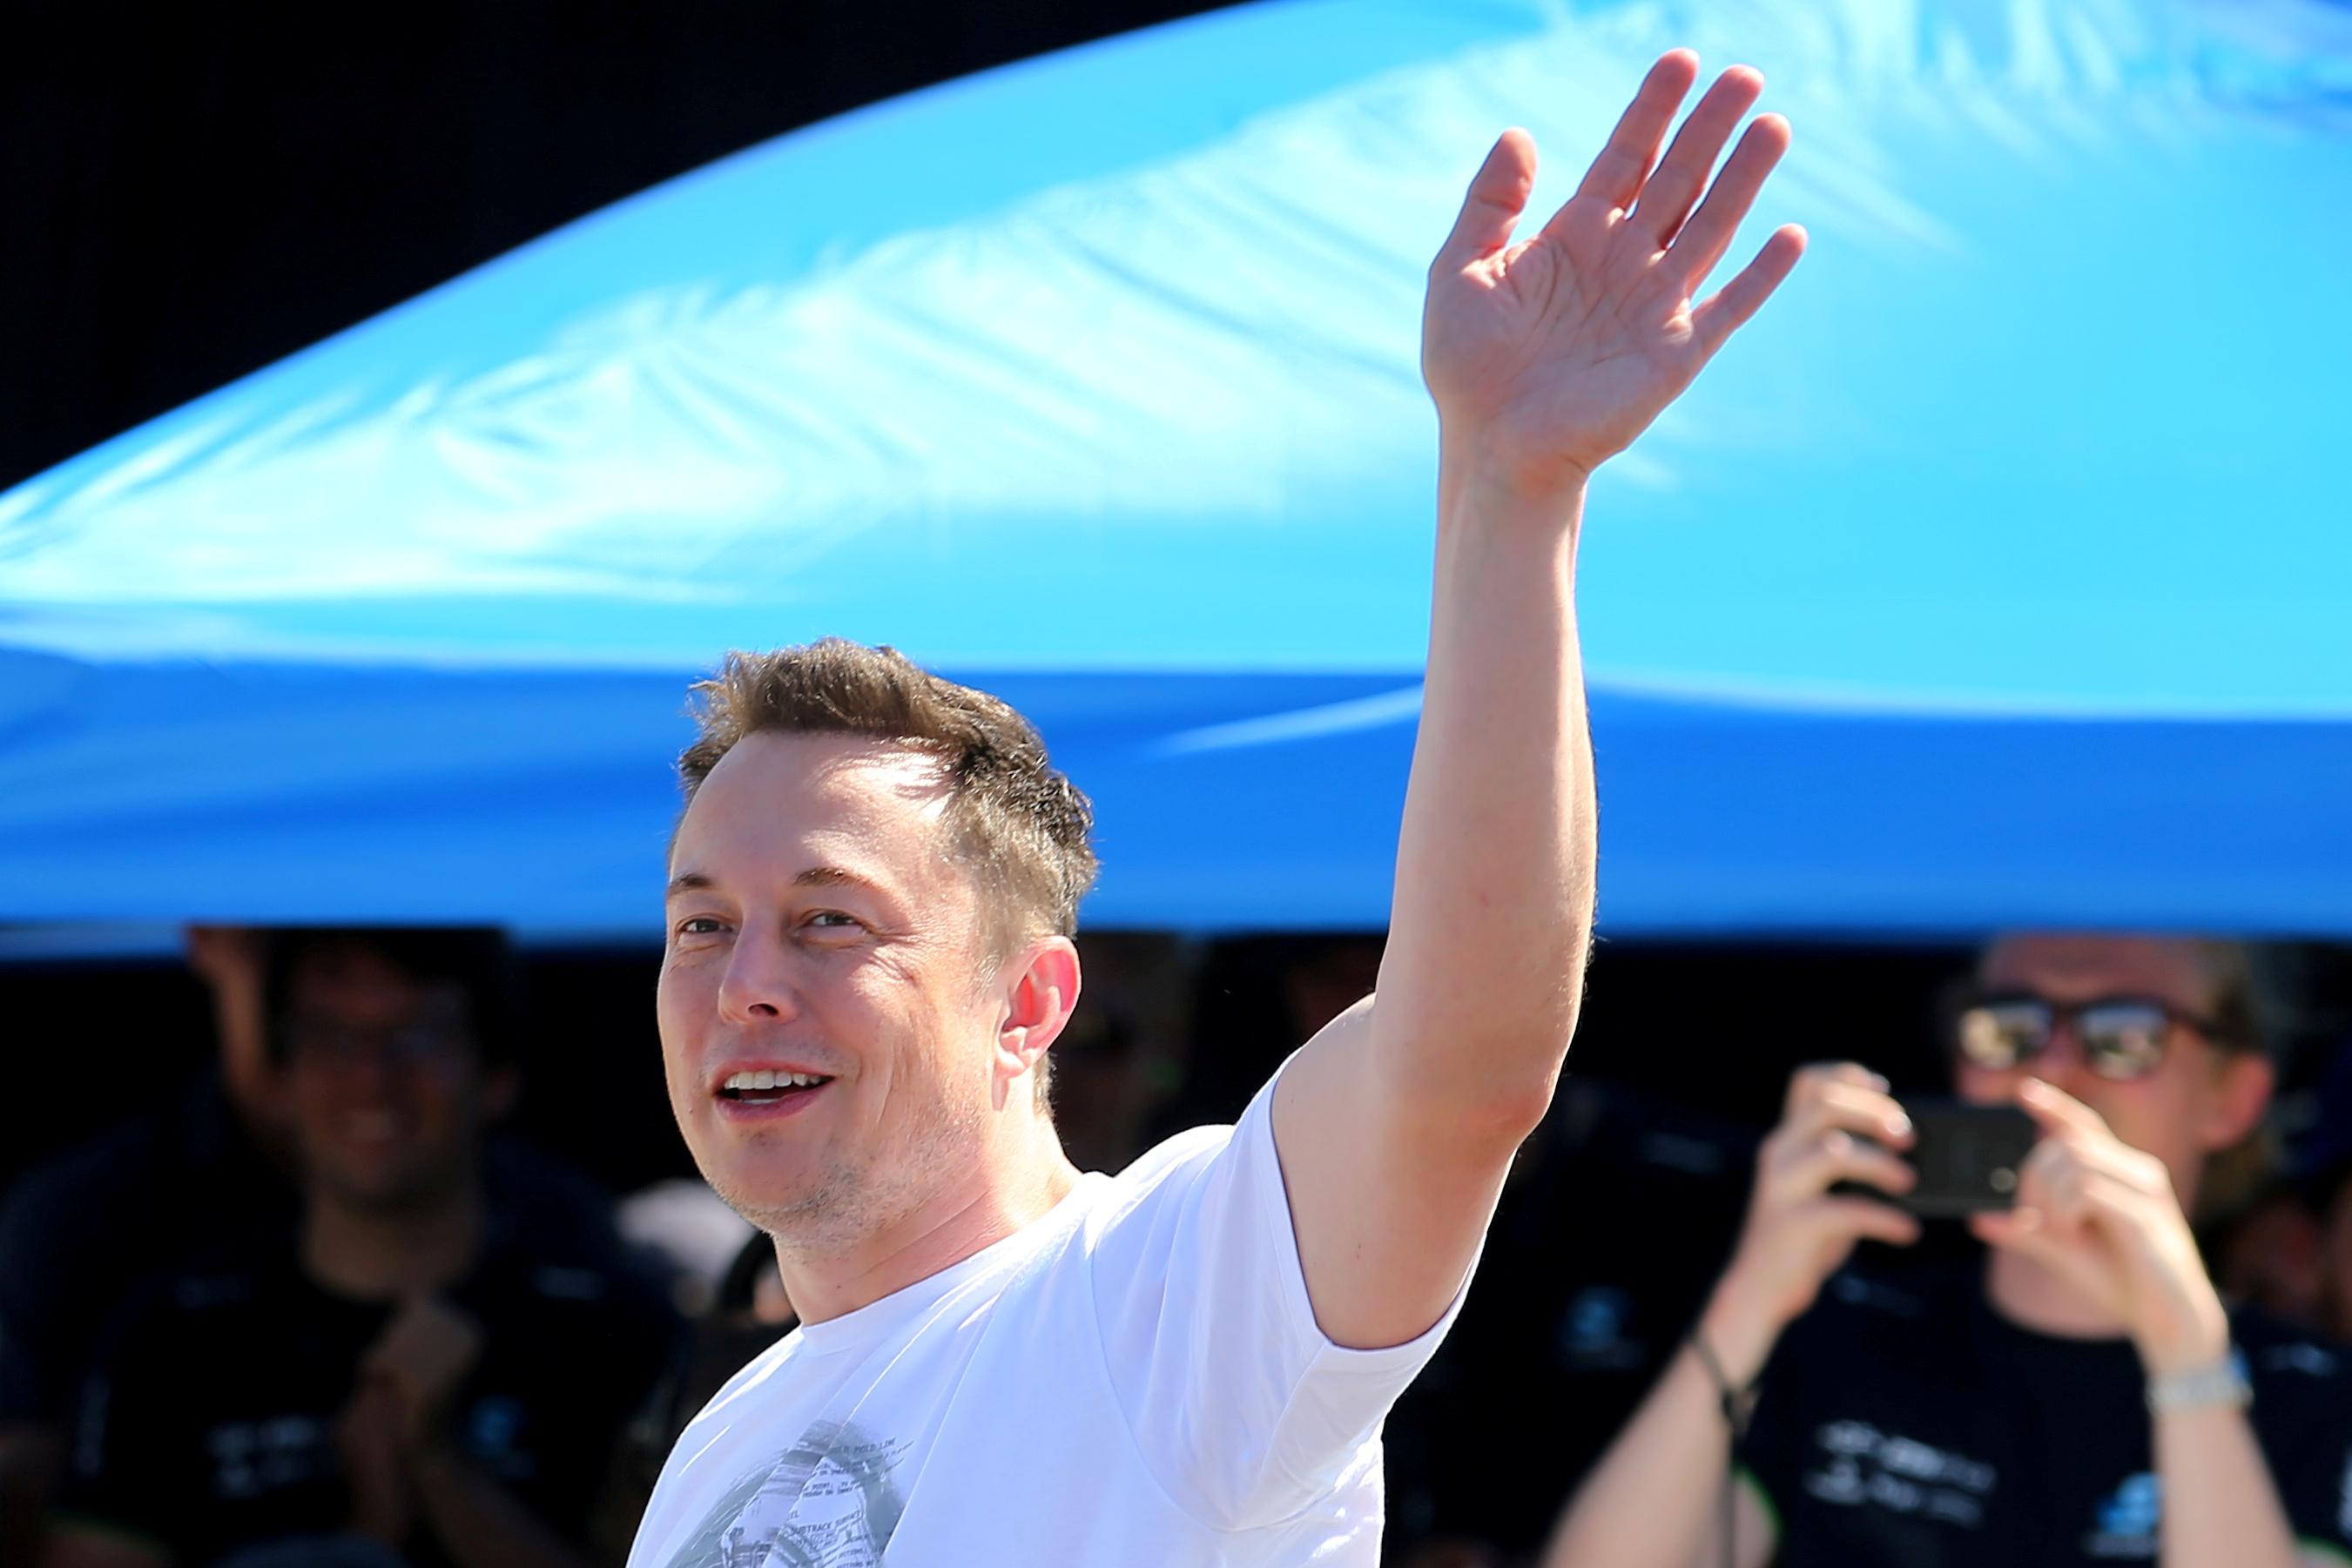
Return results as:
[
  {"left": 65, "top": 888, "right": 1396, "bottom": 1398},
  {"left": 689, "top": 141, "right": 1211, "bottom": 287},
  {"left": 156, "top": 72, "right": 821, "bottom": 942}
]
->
[{"left": 1272, "top": 50, "right": 1805, "bottom": 1349}]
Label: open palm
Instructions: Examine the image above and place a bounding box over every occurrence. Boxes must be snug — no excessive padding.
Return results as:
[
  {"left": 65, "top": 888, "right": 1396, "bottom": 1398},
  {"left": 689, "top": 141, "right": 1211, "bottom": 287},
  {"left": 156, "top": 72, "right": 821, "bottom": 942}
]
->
[{"left": 1423, "top": 52, "right": 1805, "bottom": 497}]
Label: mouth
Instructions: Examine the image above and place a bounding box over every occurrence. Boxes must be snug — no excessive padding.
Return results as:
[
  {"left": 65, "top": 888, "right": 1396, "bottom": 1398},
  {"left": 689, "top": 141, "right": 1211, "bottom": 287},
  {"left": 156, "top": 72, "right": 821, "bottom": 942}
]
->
[{"left": 712, "top": 1067, "right": 835, "bottom": 1120}]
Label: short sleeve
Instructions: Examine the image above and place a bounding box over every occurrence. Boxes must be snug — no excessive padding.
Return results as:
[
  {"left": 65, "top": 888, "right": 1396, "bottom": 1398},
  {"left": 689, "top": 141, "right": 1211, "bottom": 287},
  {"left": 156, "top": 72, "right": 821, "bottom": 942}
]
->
[{"left": 1087, "top": 1060, "right": 1473, "bottom": 1532}]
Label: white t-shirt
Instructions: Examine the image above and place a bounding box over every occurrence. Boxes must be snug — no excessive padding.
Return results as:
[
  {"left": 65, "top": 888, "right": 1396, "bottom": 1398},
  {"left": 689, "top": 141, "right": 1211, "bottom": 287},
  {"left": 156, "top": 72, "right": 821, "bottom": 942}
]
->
[{"left": 626, "top": 1068, "right": 1468, "bottom": 1566}]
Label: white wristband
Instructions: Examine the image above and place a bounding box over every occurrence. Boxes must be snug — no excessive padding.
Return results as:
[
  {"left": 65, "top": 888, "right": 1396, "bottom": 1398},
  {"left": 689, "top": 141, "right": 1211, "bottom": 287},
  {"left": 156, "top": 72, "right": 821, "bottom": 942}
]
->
[{"left": 2146, "top": 1359, "right": 2252, "bottom": 1415}]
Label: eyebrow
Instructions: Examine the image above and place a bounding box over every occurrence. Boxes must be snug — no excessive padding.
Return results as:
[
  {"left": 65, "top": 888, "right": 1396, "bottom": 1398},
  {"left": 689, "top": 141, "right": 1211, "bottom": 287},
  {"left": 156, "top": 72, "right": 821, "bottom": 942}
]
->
[{"left": 664, "top": 866, "right": 882, "bottom": 898}]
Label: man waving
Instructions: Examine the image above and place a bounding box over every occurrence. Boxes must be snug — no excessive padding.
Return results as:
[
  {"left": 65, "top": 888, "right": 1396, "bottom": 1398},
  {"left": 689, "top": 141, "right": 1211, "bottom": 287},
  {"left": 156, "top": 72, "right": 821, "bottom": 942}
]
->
[{"left": 629, "top": 50, "right": 1800, "bottom": 1567}]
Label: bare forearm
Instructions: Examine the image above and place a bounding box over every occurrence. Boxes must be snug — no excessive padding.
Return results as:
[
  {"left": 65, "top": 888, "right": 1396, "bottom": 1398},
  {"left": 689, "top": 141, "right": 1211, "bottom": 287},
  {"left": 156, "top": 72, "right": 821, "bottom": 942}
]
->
[
  {"left": 2156, "top": 1406, "right": 2300, "bottom": 1568},
  {"left": 408, "top": 1447, "right": 603, "bottom": 1568},
  {"left": 1547, "top": 1283, "right": 1782, "bottom": 1568},
  {"left": 1378, "top": 454, "right": 1594, "bottom": 1110}
]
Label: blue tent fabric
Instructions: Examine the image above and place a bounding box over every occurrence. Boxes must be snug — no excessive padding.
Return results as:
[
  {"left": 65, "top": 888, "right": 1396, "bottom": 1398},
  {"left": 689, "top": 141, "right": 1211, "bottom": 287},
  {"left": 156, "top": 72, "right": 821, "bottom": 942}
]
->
[{"left": 3, "top": 0, "right": 2350, "bottom": 939}]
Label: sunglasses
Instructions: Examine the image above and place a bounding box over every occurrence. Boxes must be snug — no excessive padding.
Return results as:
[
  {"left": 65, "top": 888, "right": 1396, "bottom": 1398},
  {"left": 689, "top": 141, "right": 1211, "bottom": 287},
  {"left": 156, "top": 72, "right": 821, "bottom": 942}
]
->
[{"left": 1955, "top": 993, "right": 2227, "bottom": 1082}]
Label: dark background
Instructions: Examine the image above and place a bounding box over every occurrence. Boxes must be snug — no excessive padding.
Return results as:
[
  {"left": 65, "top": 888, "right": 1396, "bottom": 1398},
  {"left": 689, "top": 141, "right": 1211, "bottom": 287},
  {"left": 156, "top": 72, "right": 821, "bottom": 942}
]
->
[{"left": 3, "top": 0, "right": 1240, "bottom": 491}]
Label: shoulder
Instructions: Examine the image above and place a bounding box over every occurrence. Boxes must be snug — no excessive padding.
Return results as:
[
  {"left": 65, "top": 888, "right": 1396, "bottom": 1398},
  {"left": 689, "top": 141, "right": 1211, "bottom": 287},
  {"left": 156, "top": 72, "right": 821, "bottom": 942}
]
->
[
  {"left": 1076, "top": 1097, "right": 1271, "bottom": 1269},
  {"left": 1102, "top": 1122, "right": 1237, "bottom": 1211}
]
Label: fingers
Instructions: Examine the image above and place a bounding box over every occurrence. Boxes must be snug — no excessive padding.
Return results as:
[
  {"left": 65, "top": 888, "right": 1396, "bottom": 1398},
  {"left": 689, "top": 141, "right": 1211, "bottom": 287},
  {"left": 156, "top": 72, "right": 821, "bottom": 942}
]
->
[
  {"left": 1433, "top": 129, "right": 1537, "bottom": 271},
  {"left": 1628, "top": 66, "right": 1764, "bottom": 246},
  {"left": 1573, "top": 50, "right": 1702, "bottom": 210},
  {"left": 1761, "top": 1072, "right": 1914, "bottom": 1205},
  {"left": 1782, "top": 1061, "right": 1890, "bottom": 1119},
  {"left": 1971, "top": 1207, "right": 2064, "bottom": 1259},
  {"left": 1775, "top": 1127, "right": 1917, "bottom": 1203},
  {"left": 1691, "top": 224, "right": 1805, "bottom": 356},
  {"left": 1670, "top": 112, "right": 1793, "bottom": 292},
  {"left": 1778, "top": 1067, "right": 1911, "bottom": 1148},
  {"left": 1815, "top": 1195, "right": 1923, "bottom": 1249},
  {"left": 2016, "top": 1127, "right": 2170, "bottom": 1216},
  {"left": 2016, "top": 1076, "right": 2112, "bottom": 1139}
]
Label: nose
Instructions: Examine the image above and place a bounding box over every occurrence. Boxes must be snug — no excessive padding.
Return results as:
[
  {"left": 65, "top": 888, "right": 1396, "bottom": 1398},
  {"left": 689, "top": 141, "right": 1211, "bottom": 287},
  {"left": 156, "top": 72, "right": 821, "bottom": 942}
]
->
[
  {"left": 2027, "top": 1015, "right": 2098, "bottom": 1093},
  {"left": 716, "top": 925, "right": 803, "bottom": 1025}
]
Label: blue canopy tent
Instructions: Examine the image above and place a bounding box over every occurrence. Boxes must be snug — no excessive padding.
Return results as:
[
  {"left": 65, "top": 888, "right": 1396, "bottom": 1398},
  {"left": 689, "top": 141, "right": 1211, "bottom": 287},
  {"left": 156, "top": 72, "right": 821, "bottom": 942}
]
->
[{"left": 3, "top": 0, "right": 2349, "bottom": 944}]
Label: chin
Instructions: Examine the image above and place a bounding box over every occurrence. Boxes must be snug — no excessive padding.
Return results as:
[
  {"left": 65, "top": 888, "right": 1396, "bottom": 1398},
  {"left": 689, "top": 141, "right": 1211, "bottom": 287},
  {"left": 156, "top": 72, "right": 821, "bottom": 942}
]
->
[{"left": 704, "top": 1154, "right": 851, "bottom": 1237}]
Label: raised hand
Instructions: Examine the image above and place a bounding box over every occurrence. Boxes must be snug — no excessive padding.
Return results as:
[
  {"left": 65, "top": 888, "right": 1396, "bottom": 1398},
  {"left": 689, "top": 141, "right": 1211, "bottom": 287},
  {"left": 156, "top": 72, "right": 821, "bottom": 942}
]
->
[
  {"left": 1971, "top": 1080, "right": 2232, "bottom": 1376},
  {"left": 1711, "top": 1064, "right": 1922, "bottom": 1352},
  {"left": 1422, "top": 50, "right": 1804, "bottom": 499}
]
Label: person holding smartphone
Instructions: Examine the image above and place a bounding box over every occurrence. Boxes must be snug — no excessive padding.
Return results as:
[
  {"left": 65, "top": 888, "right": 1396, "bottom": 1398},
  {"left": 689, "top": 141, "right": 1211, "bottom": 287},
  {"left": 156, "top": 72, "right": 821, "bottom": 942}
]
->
[{"left": 1544, "top": 932, "right": 2352, "bottom": 1568}]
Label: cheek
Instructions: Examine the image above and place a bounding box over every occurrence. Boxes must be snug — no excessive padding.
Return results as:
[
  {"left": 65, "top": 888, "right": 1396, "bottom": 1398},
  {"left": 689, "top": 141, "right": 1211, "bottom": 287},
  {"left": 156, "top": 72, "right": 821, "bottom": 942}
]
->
[{"left": 656, "top": 961, "right": 711, "bottom": 1059}]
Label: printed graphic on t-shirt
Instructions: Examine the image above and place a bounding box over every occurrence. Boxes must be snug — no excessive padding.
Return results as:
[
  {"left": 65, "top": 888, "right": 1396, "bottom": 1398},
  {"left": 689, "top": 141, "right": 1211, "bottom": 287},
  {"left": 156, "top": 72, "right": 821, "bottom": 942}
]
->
[
  {"left": 204, "top": 1415, "right": 334, "bottom": 1499},
  {"left": 1799, "top": 1420, "right": 1998, "bottom": 1528},
  {"left": 661, "top": 1420, "right": 911, "bottom": 1568}
]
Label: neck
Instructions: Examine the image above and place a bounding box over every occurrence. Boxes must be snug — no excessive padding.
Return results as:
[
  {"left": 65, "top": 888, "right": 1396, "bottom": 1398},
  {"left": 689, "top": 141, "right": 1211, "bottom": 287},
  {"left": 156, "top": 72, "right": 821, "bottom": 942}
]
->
[
  {"left": 304, "top": 1182, "right": 483, "bottom": 1300},
  {"left": 778, "top": 1117, "right": 1082, "bottom": 1325},
  {"left": 1985, "top": 1246, "right": 2127, "bottom": 1340}
]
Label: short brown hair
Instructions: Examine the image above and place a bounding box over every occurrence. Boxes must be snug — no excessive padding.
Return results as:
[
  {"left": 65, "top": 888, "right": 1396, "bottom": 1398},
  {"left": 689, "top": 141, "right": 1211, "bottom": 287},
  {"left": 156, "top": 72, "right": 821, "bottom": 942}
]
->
[
  {"left": 677, "top": 639, "right": 1100, "bottom": 954},
  {"left": 2186, "top": 939, "right": 2264, "bottom": 1057}
]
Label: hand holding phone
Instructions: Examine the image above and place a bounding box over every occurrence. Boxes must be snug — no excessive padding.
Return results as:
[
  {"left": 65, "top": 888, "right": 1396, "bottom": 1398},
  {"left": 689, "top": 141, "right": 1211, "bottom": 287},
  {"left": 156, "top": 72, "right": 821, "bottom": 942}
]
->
[{"left": 1839, "top": 1100, "right": 2039, "bottom": 1217}]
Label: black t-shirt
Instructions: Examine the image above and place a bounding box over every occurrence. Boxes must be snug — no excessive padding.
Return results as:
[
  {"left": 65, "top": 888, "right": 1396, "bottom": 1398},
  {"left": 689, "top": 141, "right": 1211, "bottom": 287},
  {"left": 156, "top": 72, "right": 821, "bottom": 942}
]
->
[
  {"left": 1739, "top": 1261, "right": 2352, "bottom": 1565},
  {"left": 0, "top": 1071, "right": 297, "bottom": 1426},
  {"left": 59, "top": 1232, "right": 679, "bottom": 1568}
]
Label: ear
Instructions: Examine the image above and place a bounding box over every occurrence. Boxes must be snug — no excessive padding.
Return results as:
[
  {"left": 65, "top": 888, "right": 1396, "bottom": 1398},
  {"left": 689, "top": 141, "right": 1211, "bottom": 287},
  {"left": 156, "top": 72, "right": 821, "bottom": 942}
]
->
[
  {"left": 2200, "top": 1050, "right": 2274, "bottom": 1154},
  {"left": 991, "top": 937, "right": 1082, "bottom": 1112}
]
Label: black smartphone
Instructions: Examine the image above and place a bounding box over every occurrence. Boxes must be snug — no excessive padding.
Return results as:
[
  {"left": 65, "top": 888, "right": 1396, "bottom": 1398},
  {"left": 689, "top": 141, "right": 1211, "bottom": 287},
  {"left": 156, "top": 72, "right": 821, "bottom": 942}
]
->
[
  {"left": 1895, "top": 1100, "right": 2039, "bottom": 1217},
  {"left": 1833, "top": 1100, "right": 2039, "bottom": 1217}
]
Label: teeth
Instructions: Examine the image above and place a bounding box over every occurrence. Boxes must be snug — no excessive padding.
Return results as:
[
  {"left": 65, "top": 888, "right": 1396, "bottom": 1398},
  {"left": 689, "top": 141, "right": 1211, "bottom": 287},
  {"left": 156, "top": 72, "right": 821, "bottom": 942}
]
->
[{"left": 723, "top": 1070, "right": 828, "bottom": 1093}]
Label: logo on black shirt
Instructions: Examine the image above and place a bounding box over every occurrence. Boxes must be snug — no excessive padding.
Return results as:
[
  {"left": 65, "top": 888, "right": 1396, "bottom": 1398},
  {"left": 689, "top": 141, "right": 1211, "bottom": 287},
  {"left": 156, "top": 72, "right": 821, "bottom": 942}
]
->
[
  {"left": 1801, "top": 1421, "right": 1997, "bottom": 1528},
  {"left": 2084, "top": 1472, "right": 2159, "bottom": 1558}
]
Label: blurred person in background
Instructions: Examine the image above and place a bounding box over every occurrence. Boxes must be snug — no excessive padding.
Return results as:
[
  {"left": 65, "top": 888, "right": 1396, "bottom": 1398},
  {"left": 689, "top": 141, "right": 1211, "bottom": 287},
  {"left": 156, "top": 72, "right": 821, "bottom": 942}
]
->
[
  {"left": 0, "top": 928, "right": 296, "bottom": 1565},
  {"left": 41, "top": 928, "right": 678, "bottom": 1568},
  {"left": 1545, "top": 932, "right": 2352, "bottom": 1568},
  {"left": 2, "top": 929, "right": 643, "bottom": 1565},
  {"left": 2214, "top": 1177, "right": 2328, "bottom": 1331}
]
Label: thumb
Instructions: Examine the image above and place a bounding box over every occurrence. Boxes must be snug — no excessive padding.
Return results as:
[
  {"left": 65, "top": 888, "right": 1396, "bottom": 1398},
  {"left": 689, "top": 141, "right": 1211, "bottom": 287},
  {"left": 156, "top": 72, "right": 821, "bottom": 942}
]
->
[{"left": 1434, "top": 131, "right": 1536, "bottom": 269}]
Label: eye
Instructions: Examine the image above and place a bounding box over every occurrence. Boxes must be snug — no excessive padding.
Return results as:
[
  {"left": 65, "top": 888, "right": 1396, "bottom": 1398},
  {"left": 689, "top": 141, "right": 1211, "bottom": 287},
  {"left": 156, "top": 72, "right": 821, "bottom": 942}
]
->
[
  {"left": 674, "top": 916, "right": 729, "bottom": 938},
  {"left": 803, "top": 911, "right": 865, "bottom": 933}
]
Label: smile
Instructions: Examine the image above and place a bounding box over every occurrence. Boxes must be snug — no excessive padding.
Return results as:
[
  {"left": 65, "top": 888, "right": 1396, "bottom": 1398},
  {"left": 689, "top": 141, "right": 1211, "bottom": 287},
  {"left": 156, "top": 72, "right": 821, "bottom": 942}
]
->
[{"left": 713, "top": 1067, "right": 835, "bottom": 1121}]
